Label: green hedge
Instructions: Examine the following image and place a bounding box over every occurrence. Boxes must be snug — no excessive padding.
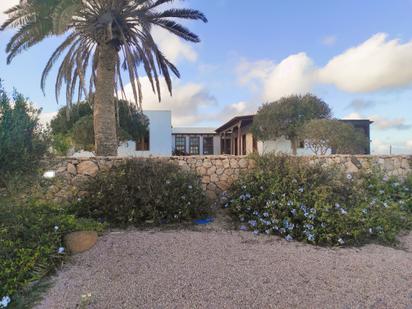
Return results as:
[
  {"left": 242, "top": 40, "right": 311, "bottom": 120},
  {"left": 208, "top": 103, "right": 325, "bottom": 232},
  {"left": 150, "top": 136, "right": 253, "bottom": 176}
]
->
[
  {"left": 74, "top": 160, "right": 211, "bottom": 227},
  {"left": 227, "top": 155, "right": 411, "bottom": 246},
  {"left": 0, "top": 199, "right": 104, "bottom": 307}
]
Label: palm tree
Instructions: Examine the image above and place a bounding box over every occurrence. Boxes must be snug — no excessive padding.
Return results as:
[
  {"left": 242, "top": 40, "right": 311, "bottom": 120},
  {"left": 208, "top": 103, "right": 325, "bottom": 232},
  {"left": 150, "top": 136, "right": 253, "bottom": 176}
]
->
[{"left": 1, "top": 0, "right": 207, "bottom": 155}]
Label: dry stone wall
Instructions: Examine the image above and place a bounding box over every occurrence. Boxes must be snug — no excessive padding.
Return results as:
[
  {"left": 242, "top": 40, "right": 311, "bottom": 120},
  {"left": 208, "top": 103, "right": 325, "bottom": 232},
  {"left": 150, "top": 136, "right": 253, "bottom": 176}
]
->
[{"left": 45, "top": 155, "right": 412, "bottom": 202}]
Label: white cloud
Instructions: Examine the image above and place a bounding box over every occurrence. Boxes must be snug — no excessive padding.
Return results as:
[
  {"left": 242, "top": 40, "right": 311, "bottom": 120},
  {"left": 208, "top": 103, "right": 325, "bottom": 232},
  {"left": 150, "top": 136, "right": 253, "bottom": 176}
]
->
[
  {"left": 321, "top": 35, "right": 337, "bottom": 46},
  {"left": 237, "top": 53, "right": 316, "bottom": 102},
  {"left": 319, "top": 33, "right": 412, "bottom": 92},
  {"left": 0, "top": 0, "right": 18, "bottom": 24},
  {"left": 238, "top": 33, "right": 412, "bottom": 102},
  {"left": 406, "top": 140, "right": 412, "bottom": 148},
  {"left": 123, "top": 77, "right": 216, "bottom": 126},
  {"left": 152, "top": 27, "right": 198, "bottom": 64}
]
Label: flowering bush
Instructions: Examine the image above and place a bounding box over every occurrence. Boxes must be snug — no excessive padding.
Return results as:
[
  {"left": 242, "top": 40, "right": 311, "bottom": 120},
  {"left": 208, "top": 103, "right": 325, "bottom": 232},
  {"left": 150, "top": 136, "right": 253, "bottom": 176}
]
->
[
  {"left": 0, "top": 199, "right": 103, "bottom": 307},
  {"left": 227, "top": 155, "right": 412, "bottom": 246},
  {"left": 74, "top": 160, "right": 211, "bottom": 226}
]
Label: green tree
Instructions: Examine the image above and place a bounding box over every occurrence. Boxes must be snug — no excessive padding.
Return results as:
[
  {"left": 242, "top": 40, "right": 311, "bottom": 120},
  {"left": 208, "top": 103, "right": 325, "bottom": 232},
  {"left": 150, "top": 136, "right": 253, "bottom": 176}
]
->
[
  {"left": 0, "top": 80, "right": 49, "bottom": 184},
  {"left": 1, "top": 0, "right": 207, "bottom": 156},
  {"left": 50, "top": 100, "right": 148, "bottom": 152},
  {"left": 251, "top": 94, "right": 332, "bottom": 155},
  {"left": 301, "top": 119, "right": 368, "bottom": 155}
]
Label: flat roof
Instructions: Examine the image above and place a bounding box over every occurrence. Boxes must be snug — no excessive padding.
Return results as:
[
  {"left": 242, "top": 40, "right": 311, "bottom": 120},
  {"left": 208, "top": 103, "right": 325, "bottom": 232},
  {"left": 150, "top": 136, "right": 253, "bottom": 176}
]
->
[{"left": 172, "top": 127, "right": 217, "bottom": 135}]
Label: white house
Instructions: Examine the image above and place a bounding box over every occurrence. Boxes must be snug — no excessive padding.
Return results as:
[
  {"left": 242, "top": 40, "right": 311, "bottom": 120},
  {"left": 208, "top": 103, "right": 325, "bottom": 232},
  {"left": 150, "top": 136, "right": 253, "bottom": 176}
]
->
[{"left": 72, "top": 110, "right": 173, "bottom": 157}]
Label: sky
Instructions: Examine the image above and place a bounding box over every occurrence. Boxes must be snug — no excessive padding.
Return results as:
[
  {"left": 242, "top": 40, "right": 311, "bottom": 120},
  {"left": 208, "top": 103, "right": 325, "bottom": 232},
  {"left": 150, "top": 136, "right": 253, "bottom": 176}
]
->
[{"left": 1, "top": 0, "right": 412, "bottom": 154}]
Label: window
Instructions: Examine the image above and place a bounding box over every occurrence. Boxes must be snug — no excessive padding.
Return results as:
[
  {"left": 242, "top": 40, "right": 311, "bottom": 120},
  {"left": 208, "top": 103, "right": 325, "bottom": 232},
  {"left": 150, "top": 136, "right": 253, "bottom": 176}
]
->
[
  {"left": 203, "top": 136, "right": 214, "bottom": 155},
  {"left": 136, "top": 131, "right": 150, "bottom": 151},
  {"left": 189, "top": 136, "right": 200, "bottom": 155},
  {"left": 175, "top": 135, "right": 186, "bottom": 153}
]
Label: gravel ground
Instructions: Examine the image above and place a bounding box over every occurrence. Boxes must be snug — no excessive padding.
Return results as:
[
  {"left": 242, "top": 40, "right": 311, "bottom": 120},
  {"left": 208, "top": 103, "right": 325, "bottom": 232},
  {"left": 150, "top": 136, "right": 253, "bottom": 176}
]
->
[{"left": 36, "top": 228, "right": 412, "bottom": 309}]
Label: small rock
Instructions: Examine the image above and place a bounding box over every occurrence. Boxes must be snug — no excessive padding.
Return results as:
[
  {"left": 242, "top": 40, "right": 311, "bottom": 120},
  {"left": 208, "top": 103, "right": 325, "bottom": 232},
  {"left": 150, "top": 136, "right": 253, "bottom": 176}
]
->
[{"left": 64, "top": 231, "right": 98, "bottom": 254}]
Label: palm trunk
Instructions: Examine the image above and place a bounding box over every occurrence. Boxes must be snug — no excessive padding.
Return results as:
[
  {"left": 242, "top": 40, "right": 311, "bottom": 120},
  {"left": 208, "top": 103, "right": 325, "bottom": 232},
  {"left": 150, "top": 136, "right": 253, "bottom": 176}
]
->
[
  {"left": 291, "top": 137, "right": 298, "bottom": 156},
  {"left": 94, "top": 43, "right": 118, "bottom": 156}
]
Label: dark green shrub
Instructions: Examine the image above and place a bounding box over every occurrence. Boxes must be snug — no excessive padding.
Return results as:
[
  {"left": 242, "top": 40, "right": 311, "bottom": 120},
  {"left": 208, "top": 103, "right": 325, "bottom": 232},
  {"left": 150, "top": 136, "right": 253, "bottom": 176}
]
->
[
  {"left": 50, "top": 100, "right": 148, "bottom": 152},
  {"left": 71, "top": 114, "right": 95, "bottom": 151},
  {"left": 0, "top": 198, "right": 104, "bottom": 305},
  {"left": 74, "top": 160, "right": 211, "bottom": 226},
  {"left": 227, "top": 155, "right": 411, "bottom": 246},
  {"left": 0, "top": 82, "right": 49, "bottom": 186}
]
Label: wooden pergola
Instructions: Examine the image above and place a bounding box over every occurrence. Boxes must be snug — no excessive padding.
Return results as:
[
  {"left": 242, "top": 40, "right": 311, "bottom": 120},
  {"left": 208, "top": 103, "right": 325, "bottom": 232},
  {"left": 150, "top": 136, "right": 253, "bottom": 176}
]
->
[{"left": 215, "top": 115, "right": 256, "bottom": 155}]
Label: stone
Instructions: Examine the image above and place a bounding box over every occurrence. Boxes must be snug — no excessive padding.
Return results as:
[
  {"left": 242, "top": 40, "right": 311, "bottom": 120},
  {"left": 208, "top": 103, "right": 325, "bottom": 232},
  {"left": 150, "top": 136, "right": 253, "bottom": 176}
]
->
[
  {"left": 206, "top": 190, "right": 217, "bottom": 200},
  {"left": 230, "top": 159, "right": 239, "bottom": 168},
  {"left": 196, "top": 167, "right": 207, "bottom": 175},
  {"left": 207, "top": 183, "right": 217, "bottom": 192},
  {"left": 71, "top": 175, "right": 90, "bottom": 187},
  {"left": 56, "top": 166, "right": 67, "bottom": 174},
  {"left": 216, "top": 168, "right": 224, "bottom": 175},
  {"left": 350, "top": 156, "right": 362, "bottom": 169},
  {"left": 201, "top": 176, "right": 210, "bottom": 184},
  {"left": 64, "top": 231, "right": 98, "bottom": 254},
  {"left": 401, "top": 159, "right": 410, "bottom": 170},
  {"left": 383, "top": 158, "right": 394, "bottom": 171},
  {"left": 98, "top": 160, "right": 113, "bottom": 172},
  {"left": 67, "top": 163, "right": 77, "bottom": 175},
  {"left": 210, "top": 174, "right": 219, "bottom": 183},
  {"left": 207, "top": 166, "right": 217, "bottom": 175},
  {"left": 222, "top": 159, "right": 230, "bottom": 168},
  {"left": 238, "top": 158, "right": 248, "bottom": 168},
  {"left": 77, "top": 161, "right": 99, "bottom": 177}
]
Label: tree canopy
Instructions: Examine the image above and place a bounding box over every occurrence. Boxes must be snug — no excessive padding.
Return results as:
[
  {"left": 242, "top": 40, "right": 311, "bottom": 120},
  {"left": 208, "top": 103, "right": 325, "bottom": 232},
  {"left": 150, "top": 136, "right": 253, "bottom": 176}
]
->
[
  {"left": 301, "top": 119, "right": 368, "bottom": 155},
  {"left": 251, "top": 94, "right": 332, "bottom": 154},
  {"left": 0, "top": 80, "right": 49, "bottom": 183},
  {"left": 50, "top": 100, "right": 148, "bottom": 152},
  {"left": 1, "top": 0, "right": 207, "bottom": 155}
]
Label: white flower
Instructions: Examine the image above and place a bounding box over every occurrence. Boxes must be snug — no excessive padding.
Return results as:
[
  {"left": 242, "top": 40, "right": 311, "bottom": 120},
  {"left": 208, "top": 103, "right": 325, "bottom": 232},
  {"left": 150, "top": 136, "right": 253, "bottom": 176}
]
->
[
  {"left": 43, "top": 170, "right": 56, "bottom": 179},
  {"left": 57, "top": 247, "right": 65, "bottom": 254},
  {"left": 346, "top": 174, "right": 353, "bottom": 180},
  {"left": 340, "top": 208, "right": 347, "bottom": 215},
  {"left": 54, "top": 226, "right": 59, "bottom": 231},
  {"left": 0, "top": 296, "right": 11, "bottom": 308},
  {"left": 285, "top": 234, "right": 293, "bottom": 241},
  {"left": 369, "top": 228, "right": 373, "bottom": 234},
  {"left": 337, "top": 238, "right": 344, "bottom": 245},
  {"left": 188, "top": 185, "right": 192, "bottom": 189}
]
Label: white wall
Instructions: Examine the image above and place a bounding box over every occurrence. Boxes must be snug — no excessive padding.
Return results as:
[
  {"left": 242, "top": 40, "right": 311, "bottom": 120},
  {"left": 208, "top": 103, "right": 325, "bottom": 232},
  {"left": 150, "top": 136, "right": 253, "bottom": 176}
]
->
[
  {"left": 72, "top": 110, "right": 172, "bottom": 157},
  {"left": 258, "top": 136, "right": 330, "bottom": 156}
]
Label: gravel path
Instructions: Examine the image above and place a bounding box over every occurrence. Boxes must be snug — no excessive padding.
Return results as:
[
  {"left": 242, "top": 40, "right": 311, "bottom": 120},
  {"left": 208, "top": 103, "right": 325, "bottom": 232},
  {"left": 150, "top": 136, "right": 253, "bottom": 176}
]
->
[{"left": 36, "top": 228, "right": 412, "bottom": 309}]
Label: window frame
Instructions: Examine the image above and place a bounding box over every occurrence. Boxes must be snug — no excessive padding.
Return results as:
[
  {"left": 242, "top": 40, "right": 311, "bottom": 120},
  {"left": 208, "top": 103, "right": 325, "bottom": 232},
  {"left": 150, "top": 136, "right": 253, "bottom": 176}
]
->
[
  {"left": 203, "top": 136, "right": 214, "bottom": 155},
  {"left": 175, "top": 135, "right": 186, "bottom": 153},
  {"left": 189, "top": 136, "right": 200, "bottom": 155}
]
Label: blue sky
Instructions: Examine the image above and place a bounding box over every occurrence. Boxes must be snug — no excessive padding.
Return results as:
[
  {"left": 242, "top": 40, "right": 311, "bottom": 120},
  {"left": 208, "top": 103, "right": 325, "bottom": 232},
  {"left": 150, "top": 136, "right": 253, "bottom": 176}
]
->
[{"left": 1, "top": 0, "right": 412, "bottom": 154}]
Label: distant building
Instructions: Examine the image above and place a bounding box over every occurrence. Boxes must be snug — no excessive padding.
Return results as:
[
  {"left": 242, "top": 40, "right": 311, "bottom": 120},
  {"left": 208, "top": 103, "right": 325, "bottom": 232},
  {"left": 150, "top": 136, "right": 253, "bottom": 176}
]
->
[
  {"left": 172, "top": 127, "right": 220, "bottom": 155},
  {"left": 72, "top": 110, "right": 372, "bottom": 157},
  {"left": 216, "top": 115, "right": 373, "bottom": 156}
]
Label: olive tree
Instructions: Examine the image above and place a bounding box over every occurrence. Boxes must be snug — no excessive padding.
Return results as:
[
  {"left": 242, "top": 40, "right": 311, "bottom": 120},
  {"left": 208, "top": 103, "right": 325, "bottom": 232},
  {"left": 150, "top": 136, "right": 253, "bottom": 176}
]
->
[
  {"left": 301, "top": 119, "right": 368, "bottom": 155},
  {"left": 251, "top": 94, "right": 332, "bottom": 155}
]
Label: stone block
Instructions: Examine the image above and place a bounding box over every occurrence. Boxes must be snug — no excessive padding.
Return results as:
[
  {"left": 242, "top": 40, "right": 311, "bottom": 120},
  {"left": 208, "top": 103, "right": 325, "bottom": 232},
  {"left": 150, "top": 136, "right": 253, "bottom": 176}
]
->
[
  {"left": 67, "top": 163, "right": 77, "bottom": 175},
  {"left": 64, "top": 231, "right": 98, "bottom": 254},
  {"left": 77, "top": 161, "right": 99, "bottom": 177}
]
